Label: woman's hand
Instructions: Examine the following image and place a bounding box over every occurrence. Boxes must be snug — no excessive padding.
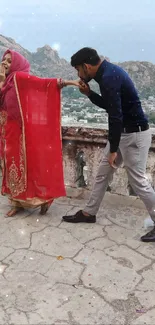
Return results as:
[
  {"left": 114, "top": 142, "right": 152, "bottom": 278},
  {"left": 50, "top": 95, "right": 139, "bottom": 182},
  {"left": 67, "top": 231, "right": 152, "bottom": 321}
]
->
[
  {"left": 0, "top": 64, "right": 6, "bottom": 83},
  {"left": 57, "top": 78, "right": 66, "bottom": 89},
  {"left": 57, "top": 79, "right": 80, "bottom": 89}
]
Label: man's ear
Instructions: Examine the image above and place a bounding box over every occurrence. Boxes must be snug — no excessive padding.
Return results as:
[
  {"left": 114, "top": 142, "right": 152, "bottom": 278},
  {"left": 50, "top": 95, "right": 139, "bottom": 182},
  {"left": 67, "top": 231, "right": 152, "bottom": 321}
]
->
[
  {"left": 83, "top": 63, "right": 88, "bottom": 73},
  {"left": 84, "top": 63, "right": 92, "bottom": 71}
]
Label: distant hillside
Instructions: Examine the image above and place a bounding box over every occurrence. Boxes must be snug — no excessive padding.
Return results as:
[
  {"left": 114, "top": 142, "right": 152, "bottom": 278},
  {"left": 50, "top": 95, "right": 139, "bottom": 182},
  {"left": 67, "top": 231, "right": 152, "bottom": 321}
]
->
[
  {"left": 1, "top": 34, "right": 155, "bottom": 99},
  {"left": 118, "top": 61, "right": 155, "bottom": 99},
  {"left": 0, "top": 34, "right": 76, "bottom": 79}
]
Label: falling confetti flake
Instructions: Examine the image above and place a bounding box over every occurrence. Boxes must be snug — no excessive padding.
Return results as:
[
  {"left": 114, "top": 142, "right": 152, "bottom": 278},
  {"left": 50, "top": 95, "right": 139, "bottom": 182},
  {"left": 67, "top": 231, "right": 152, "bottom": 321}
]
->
[
  {"left": 0, "top": 264, "right": 7, "bottom": 274},
  {"left": 52, "top": 42, "right": 61, "bottom": 52},
  {"left": 20, "top": 230, "right": 25, "bottom": 235},
  {"left": 136, "top": 309, "right": 146, "bottom": 314},
  {"left": 64, "top": 297, "right": 68, "bottom": 301}
]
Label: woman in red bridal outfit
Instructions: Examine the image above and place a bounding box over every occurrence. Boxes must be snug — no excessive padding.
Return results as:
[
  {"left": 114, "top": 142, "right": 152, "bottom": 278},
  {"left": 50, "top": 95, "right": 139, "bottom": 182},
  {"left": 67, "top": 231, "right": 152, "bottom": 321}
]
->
[{"left": 0, "top": 49, "right": 79, "bottom": 217}]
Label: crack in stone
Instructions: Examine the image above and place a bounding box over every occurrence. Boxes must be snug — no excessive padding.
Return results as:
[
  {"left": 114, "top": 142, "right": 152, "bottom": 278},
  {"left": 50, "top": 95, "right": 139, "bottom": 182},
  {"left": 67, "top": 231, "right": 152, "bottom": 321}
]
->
[
  {"left": 134, "top": 243, "right": 142, "bottom": 250},
  {"left": 137, "top": 260, "right": 155, "bottom": 275},
  {"left": 83, "top": 236, "right": 116, "bottom": 251},
  {"left": 29, "top": 226, "right": 84, "bottom": 258},
  {"left": 2, "top": 302, "right": 30, "bottom": 324},
  {"left": 70, "top": 260, "right": 122, "bottom": 313},
  {"left": 1, "top": 309, "right": 10, "bottom": 325},
  {"left": 79, "top": 230, "right": 106, "bottom": 245},
  {"left": 29, "top": 225, "right": 54, "bottom": 250},
  {"left": 103, "top": 227, "right": 125, "bottom": 245},
  {"left": 26, "top": 311, "right": 45, "bottom": 323},
  {"left": 57, "top": 226, "right": 85, "bottom": 245},
  {"left": 133, "top": 276, "right": 146, "bottom": 292},
  {"left": 14, "top": 296, "right": 39, "bottom": 314},
  {"left": 104, "top": 227, "right": 155, "bottom": 265},
  {"left": 59, "top": 224, "right": 106, "bottom": 247},
  {"left": 103, "top": 246, "right": 151, "bottom": 272},
  {"left": 1, "top": 225, "right": 58, "bottom": 258},
  {"left": 6, "top": 209, "right": 37, "bottom": 224},
  {"left": 71, "top": 247, "right": 146, "bottom": 317},
  {"left": 72, "top": 247, "right": 86, "bottom": 260},
  {"left": 28, "top": 249, "right": 57, "bottom": 259},
  {"left": 0, "top": 248, "right": 16, "bottom": 264},
  {"left": 68, "top": 311, "right": 80, "bottom": 325},
  {"left": 103, "top": 215, "right": 139, "bottom": 230},
  {"left": 14, "top": 270, "right": 49, "bottom": 279},
  {"left": 5, "top": 205, "right": 73, "bottom": 232},
  {"left": 141, "top": 305, "right": 155, "bottom": 315},
  {"left": 122, "top": 243, "right": 154, "bottom": 263},
  {"left": 52, "top": 280, "right": 114, "bottom": 312}
]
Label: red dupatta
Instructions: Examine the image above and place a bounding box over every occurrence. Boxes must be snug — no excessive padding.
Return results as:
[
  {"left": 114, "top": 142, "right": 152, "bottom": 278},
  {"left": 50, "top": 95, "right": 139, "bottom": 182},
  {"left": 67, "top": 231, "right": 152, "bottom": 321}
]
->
[{"left": 1, "top": 71, "right": 66, "bottom": 205}]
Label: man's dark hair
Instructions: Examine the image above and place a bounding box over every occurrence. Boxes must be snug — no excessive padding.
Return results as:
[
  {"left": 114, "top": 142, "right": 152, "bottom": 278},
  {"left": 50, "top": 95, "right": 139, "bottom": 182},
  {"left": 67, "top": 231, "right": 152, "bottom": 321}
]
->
[{"left": 71, "top": 47, "right": 100, "bottom": 67}]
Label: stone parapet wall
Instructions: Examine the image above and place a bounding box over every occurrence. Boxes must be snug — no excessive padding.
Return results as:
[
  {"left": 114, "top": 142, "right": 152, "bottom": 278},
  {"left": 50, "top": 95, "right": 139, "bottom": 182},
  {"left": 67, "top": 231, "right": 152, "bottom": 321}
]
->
[{"left": 62, "top": 126, "right": 155, "bottom": 196}]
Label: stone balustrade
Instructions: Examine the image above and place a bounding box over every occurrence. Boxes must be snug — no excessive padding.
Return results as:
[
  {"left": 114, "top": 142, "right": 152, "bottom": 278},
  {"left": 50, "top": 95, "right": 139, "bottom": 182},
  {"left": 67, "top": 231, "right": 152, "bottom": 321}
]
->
[{"left": 62, "top": 126, "right": 155, "bottom": 197}]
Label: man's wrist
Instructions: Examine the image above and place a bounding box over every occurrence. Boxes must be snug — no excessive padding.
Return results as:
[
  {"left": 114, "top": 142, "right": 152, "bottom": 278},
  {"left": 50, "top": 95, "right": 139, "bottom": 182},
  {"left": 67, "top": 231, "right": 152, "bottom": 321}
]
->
[{"left": 110, "top": 144, "right": 118, "bottom": 153}]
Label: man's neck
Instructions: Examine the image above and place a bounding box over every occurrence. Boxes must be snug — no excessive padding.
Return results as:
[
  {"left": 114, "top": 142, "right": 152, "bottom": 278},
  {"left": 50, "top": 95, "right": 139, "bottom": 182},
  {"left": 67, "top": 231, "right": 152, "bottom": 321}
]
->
[{"left": 93, "top": 60, "right": 103, "bottom": 79}]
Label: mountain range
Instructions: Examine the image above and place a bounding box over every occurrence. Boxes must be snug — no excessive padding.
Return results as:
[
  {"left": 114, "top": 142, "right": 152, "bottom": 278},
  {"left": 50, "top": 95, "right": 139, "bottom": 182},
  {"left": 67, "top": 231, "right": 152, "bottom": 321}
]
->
[{"left": 0, "top": 34, "right": 155, "bottom": 99}]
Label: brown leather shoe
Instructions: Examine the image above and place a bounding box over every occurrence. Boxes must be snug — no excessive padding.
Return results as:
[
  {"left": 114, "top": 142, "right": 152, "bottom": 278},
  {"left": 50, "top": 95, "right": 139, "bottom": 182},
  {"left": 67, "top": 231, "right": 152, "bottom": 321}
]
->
[
  {"left": 62, "top": 210, "right": 96, "bottom": 223},
  {"left": 141, "top": 226, "right": 155, "bottom": 242}
]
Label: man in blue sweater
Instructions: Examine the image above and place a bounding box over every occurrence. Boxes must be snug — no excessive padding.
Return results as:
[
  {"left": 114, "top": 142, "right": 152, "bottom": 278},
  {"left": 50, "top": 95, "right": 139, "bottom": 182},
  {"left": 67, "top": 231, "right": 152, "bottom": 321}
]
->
[{"left": 62, "top": 47, "right": 155, "bottom": 242}]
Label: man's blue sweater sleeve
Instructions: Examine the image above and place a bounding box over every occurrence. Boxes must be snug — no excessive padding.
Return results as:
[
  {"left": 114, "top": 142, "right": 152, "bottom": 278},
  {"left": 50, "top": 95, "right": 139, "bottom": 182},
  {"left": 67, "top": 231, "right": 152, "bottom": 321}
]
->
[
  {"left": 102, "top": 77, "right": 123, "bottom": 152},
  {"left": 88, "top": 91, "right": 105, "bottom": 108},
  {"left": 88, "top": 77, "right": 123, "bottom": 153}
]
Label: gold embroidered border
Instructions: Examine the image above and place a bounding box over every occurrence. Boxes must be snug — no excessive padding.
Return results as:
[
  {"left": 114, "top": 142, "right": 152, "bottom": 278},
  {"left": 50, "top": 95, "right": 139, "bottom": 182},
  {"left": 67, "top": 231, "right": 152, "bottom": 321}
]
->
[
  {"left": 11, "top": 197, "right": 52, "bottom": 208},
  {"left": 7, "top": 134, "right": 26, "bottom": 196},
  {"left": 0, "top": 111, "right": 7, "bottom": 127}
]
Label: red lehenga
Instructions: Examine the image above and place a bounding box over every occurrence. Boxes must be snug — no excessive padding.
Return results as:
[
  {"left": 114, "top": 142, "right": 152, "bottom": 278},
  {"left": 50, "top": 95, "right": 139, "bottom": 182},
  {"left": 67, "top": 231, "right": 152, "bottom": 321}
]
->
[{"left": 0, "top": 72, "right": 66, "bottom": 209}]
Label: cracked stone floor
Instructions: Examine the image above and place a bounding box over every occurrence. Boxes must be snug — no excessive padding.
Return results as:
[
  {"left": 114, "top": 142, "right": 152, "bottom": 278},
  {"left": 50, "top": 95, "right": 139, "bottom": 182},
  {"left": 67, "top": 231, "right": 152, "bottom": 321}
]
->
[{"left": 0, "top": 189, "right": 155, "bottom": 325}]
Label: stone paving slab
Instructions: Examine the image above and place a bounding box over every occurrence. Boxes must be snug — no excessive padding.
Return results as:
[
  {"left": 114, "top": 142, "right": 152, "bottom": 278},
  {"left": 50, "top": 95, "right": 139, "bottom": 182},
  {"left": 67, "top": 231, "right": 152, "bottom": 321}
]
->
[{"left": 0, "top": 192, "right": 155, "bottom": 325}]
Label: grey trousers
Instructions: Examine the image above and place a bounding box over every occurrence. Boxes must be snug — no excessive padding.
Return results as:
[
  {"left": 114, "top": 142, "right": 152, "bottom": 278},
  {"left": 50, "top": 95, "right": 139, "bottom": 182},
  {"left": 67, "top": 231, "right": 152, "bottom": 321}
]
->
[{"left": 84, "top": 129, "right": 155, "bottom": 222}]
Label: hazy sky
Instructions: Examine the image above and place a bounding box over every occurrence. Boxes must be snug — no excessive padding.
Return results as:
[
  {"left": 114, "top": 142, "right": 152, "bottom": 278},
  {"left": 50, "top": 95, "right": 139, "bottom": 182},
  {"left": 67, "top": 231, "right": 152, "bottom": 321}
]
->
[{"left": 0, "top": 0, "right": 155, "bottom": 62}]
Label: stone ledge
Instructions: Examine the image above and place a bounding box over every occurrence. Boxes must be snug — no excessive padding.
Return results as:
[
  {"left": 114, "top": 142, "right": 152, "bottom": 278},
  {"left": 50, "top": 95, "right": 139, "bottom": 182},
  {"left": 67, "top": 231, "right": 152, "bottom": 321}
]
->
[
  {"left": 66, "top": 186, "right": 145, "bottom": 210},
  {"left": 62, "top": 126, "right": 155, "bottom": 149},
  {"left": 62, "top": 126, "right": 108, "bottom": 144}
]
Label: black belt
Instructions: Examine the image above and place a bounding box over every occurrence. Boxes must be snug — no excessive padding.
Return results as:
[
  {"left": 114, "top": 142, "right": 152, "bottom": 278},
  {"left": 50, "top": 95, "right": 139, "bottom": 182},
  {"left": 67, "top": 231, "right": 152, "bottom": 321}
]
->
[{"left": 122, "top": 124, "right": 149, "bottom": 133}]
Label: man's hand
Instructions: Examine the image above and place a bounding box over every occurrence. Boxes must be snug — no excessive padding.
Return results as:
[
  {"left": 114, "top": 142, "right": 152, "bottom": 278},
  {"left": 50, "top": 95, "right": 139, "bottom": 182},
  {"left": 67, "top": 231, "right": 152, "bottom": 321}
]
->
[
  {"left": 79, "top": 80, "right": 91, "bottom": 96},
  {"left": 0, "top": 64, "right": 6, "bottom": 83},
  {"left": 108, "top": 152, "right": 117, "bottom": 168}
]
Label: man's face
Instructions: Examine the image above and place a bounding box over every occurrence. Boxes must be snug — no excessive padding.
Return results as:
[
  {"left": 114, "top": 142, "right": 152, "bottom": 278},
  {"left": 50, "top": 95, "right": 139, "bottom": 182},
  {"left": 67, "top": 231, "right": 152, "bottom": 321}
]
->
[
  {"left": 75, "top": 64, "right": 92, "bottom": 82},
  {"left": 1, "top": 53, "right": 12, "bottom": 75}
]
